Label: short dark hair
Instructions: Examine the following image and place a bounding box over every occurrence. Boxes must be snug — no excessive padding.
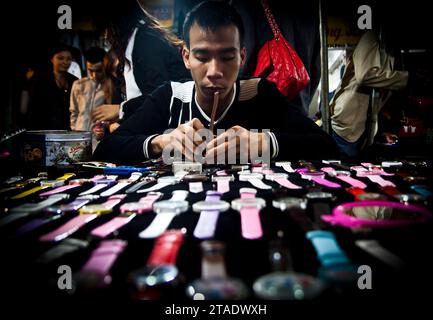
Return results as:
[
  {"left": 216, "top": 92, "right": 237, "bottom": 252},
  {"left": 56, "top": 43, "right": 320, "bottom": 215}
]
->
[
  {"left": 84, "top": 47, "right": 106, "bottom": 64},
  {"left": 182, "top": 0, "right": 245, "bottom": 48},
  {"left": 49, "top": 43, "right": 73, "bottom": 58}
]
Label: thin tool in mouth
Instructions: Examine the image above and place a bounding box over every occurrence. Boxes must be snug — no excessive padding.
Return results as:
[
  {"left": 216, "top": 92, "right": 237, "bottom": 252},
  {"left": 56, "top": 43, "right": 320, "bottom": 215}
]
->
[{"left": 209, "top": 91, "right": 219, "bottom": 134}]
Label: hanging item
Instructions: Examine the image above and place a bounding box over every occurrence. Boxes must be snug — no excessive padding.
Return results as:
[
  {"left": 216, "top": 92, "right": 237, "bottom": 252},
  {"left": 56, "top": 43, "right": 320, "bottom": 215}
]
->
[{"left": 253, "top": 0, "right": 310, "bottom": 99}]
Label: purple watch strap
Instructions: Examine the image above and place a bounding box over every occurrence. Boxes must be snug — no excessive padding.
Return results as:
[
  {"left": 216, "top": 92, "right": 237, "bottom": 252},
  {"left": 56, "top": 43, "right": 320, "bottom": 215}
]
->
[
  {"left": 77, "top": 240, "right": 127, "bottom": 288},
  {"left": 193, "top": 192, "right": 222, "bottom": 239}
]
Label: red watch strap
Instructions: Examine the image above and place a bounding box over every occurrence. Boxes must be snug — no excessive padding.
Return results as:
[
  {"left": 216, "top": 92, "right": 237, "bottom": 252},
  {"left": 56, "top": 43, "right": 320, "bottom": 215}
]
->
[
  {"left": 381, "top": 186, "right": 400, "bottom": 197},
  {"left": 147, "top": 230, "right": 185, "bottom": 266}
]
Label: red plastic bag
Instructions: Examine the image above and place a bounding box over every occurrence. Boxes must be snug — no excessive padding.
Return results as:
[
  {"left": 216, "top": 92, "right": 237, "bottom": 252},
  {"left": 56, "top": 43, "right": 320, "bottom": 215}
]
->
[{"left": 253, "top": 0, "right": 310, "bottom": 100}]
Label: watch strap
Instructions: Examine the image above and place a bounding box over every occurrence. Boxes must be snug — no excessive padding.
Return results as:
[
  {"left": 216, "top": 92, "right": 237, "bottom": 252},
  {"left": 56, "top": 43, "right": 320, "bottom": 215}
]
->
[
  {"left": 147, "top": 230, "right": 184, "bottom": 266},
  {"left": 90, "top": 213, "right": 136, "bottom": 238},
  {"left": 336, "top": 175, "right": 367, "bottom": 189},
  {"left": 367, "top": 175, "right": 396, "bottom": 187},
  {"left": 274, "top": 177, "right": 302, "bottom": 189},
  {"left": 306, "top": 230, "right": 350, "bottom": 268},
  {"left": 312, "top": 177, "right": 341, "bottom": 188},
  {"left": 136, "top": 182, "right": 171, "bottom": 193},
  {"left": 39, "top": 184, "right": 80, "bottom": 196},
  {"left": 193, "top": 210, "right": 219, "bottom": 239},
  {"left": 79, "top": 183, "right": 110, "bottom": 196},
  {"left": 35, "top": 238, "right": 89, "bottom": 264},
  {"left": 39, "top": 213, "right": 98, "bottom": 242},
  {"left": 248, "top": 178, "right": 272, "bottom": 190},
  {"left": 138, "top": 212, "right": 176, "bottom": 239},
  {"left": 216, "top": 179, "right": 230, "bottom": 193},
  {"left": 189, "top": 181, "right": 203, "bottom": 193},
  {"left": 240, "top": 207, "right": 263, "bottom": 239}
]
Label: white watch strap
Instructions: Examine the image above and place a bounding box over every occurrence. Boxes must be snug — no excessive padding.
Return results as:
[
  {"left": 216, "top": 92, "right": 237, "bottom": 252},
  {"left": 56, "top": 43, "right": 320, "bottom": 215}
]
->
[
  {"left": 137, "top": 182, "right": 171, "bottom": 193},
  {"left": 100, "top": 182, "right": 129, "bottom": 197},
  {"left": 79, "top": 183, "right": 109, "bottom": 196},
  {"left": 138, "top": 212, "right": 176, "bottom": 239},
  {"left": 355, "top": 240, "right": 405, "bottom": 269},
  {"left": 248, "top": 178, "right": 272, "bottom": 190},
  {"left": 367, "top": 175, "right": 396, "bottom": 187},
  {"left": 276, "top": 162, "right": 295, "bottom": 173},
  {"left": 189, "top": 182, "right": 203, "bottom": 193},
  {"left": 193, "top": 211, "right": 219, "bottom": 239},
  {"left": 170, "top": 190, "right": 189, "bottom": 201}
]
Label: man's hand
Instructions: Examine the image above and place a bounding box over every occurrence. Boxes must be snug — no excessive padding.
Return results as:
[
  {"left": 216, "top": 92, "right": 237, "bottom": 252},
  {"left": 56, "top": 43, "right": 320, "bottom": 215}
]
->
[
  {"left": 150, "top": 118, "right": 206, "bottom": 161},
  {"left": 91, "top": 104, "right": 120, "bottom": 122},
  {"left": 205, "top": 126, "right": 270, "bottom": 164}
]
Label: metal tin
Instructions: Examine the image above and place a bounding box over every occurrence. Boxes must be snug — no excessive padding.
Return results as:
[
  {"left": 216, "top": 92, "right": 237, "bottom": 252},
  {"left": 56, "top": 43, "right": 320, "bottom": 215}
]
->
[{"left": 21, "top": 130, "right": 92, "bottom": 166}]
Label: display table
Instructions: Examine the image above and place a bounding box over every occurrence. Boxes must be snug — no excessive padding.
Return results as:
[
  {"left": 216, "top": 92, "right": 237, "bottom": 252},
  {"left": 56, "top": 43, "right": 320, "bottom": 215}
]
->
[{"left": 0, "top": 159, "right": 432, "bottom": 304}]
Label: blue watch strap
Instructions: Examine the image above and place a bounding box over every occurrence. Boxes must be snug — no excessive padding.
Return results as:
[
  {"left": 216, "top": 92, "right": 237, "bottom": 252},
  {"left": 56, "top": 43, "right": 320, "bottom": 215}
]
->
[
  {"left": 410, "top": 185, "right": 432, "bottom": 198},
  {"left": 306, "top": 230, "right": 350, "bottom": 268}
]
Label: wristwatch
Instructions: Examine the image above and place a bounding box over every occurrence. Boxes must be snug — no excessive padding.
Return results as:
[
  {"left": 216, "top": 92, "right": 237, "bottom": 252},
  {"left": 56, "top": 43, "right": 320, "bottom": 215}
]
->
[
  {"left": 90, "top": 192, "right": 162, "bottom": 238},
  {"left": 272, "top": 197, "right": 316, "bottom": 231},
  {"left": 238, "top": 172, "right": 272, "bottom": 190},
  {"left": 0, "top": 172, "right": 48, "bottom": 194},
  {"left": 410, "top": 185, "right": 432, "bottom": 198},
  {"left": 305, "top": 191, "right": 335, "bottom": 229},
  {"left": 78, "top": 177, "right": 118, "bottom": 196},
  {"left": 351, "top": 166, "right": 396, "bottom": 187},
  {"left": 100, "top": 172, "right": 142, "bottom": 197},
  {"left": 192, "top": 191, "right": 230, "bottom": 239},
  {"left": 306, "top": 230, "right": 357, "bottom": 284},
  {"left": 16, "top": 195, "right": 100, "bottom": 235},
  {"left": 265, "top": 173, "right": 302, "bottom": 189},
  {"left": 0, "top": 193, "right": 70, "bottom": 228},
  {"left": 231, "top": 188, "right": 266, "bottom": 239},
  {"left": 253, "top": 233, "right": 324, "bottom": 300},
  {"left": 361, "top": 162, "right": 394, "bottom": 176},
  {"left": 138, "top": 190, "right": 189, "bottom": 239},
  {"left": 11, "top": 173, "right": 76, "bottom": 199},
  {"left": 39, "top": 179, "right": 90, "bottom": 197},
  {"left": 137, "top": 176, "right": 181, "bottom": 193},
  {"left": 39, "top": 194, "right": 126, "bottom": 242},
  {"left": 297, "top": 169, "right": 341, "bottom": 189},
  {"left": 129, "top": 229, "right": 185, "bottom": 300},
  {"left": 321, "top": 167, "right": 367, "bottom": 189},
  {"left": 185, "top": 240, "right": 249, "bottom": 300},
  {"left": 74, "top": 239, "right": 127, "bottom": 289}
]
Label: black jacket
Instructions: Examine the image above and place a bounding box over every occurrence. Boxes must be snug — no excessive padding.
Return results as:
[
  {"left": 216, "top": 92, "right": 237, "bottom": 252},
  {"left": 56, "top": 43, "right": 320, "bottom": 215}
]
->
[{"left": 93, "top": 78, "right": 337, "bottom": 164}]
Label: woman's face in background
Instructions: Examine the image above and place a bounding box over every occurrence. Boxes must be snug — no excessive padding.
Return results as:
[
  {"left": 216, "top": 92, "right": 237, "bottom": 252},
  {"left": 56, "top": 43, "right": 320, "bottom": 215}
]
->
[{"left": 51, "top": 50, "right": 72, "bottom": 73}]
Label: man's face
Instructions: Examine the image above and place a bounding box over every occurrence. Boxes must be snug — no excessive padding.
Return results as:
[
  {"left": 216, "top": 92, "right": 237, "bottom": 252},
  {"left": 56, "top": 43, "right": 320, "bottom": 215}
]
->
[
  {"left": 86, "top": 61, "right": 105, "bottom": 83},
  {"left": 182, "top": 23, "right": 246, "bottom": 106}
]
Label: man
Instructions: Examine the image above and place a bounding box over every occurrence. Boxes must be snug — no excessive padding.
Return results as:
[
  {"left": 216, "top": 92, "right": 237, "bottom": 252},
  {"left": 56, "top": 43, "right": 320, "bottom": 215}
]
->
[
  {"left": 93, "top": 1, "right": 337, "bottom": 164},
  {"left": 70, "top": 47, "right": 109, "bottom": 132}
]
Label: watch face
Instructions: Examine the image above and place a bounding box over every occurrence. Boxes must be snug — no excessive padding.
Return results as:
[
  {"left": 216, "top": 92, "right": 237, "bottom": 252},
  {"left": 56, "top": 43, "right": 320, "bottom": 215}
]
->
[
  {"left": 79, "top": 204, "right": 113, "bottom": 215},
  {"left": 212, "top": 175, "right": 234, "bottom": 182},
  {"left": 305, "top": 192, "right": 333, "bottom": 200},
  {"left": 153, "top": 200, "right": 189, "bottom": 214},
  {"left": 333, "top": 170, "right": 351, "bottom": 176},
  {"left": 193, "top": 200, "right": 230, "bottom": 213},
  {"left": 253, "top": 271, "right": 324, "bottom": 300},
  {"left": 40, "top": 180, "right": 64, "bottom": 187},
  {"left": 273, "top": 197, "right": 307, "bottom": 211},
  {"left": 266, "top": 173, "right": 288, "bottom": 180},
  {"left": 186, "top": 277, "right": 249, "bottom": 300},
  {"left": 231, "top": 197, "right": 266, "bottom": 211},
  {"left": 130, "top": 264, "right": 179, "bottom": 290}
]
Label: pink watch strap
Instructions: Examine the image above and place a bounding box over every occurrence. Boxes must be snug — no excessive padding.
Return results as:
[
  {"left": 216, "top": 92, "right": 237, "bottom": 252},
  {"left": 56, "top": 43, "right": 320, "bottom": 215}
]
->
[
  {"left": 367, "top": 175, "right": 396, "bottom": 187},
  {"left": 240, "top": 207, "right": 263, "bottom": 239},
  {"left": 275, "top": 177, "right": 302, "bottom": 189},
  {"left": 90, "top": 214, "right": 136, "bottom": 238},
  {"left": 39, "top": 184, "right": 80, "bottom": 196},
  {"left": 104, "top": 194, "right": 126, "bottom": 209},
  {"left": 337, "top": 175, "right": 367, "bottom": 189},
  {"left": 217, "top": 180, "right": 230, "bottom": 194},
  {"left": 39, "top": 214, "right": 97, "bottom": 242},
  {"left": 312, "top": 177, "right": 341, "bottom": 188}
]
